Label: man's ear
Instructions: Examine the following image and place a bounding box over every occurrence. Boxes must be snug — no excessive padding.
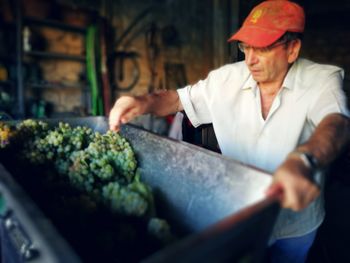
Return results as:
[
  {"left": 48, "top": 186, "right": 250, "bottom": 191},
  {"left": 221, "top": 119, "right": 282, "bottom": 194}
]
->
[{"left": 287, "top": 39, "right": 301, "bottom": 63}]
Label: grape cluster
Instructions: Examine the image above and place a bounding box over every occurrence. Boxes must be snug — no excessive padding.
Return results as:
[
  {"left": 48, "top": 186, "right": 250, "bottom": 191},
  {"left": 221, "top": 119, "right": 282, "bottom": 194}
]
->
[
  {"left": 18, "top": 122, "right": 92, "bottom": 166},
  {"left": 14, "top": 119, "right": 50, "bottom": 163},
  {"left": 0, "top": 120, "right": 148, "bottom": 217},
  {"left": 0, "top": 122, "right": 12, "bottom": 148},
  {"left": 101, "top": 171, "right": 155, "bottom": 216},
  {"left": 102, "top": 181, "right": 148, "bottom": 216},
  {"left": 16, "top": 119, "right": 49, "bottom": 136},
  {"left": 148, "top": 217, "right": 173, "bottom": 244},
  {"left": 0, "top": 119, "right": 48, "bottom": 151},
  {"left": 0, "top": 119, "right": 174, "bottom": 246}
]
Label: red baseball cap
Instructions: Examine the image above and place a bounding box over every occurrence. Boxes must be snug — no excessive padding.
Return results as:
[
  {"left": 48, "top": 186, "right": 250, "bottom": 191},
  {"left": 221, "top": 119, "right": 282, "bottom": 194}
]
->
[{"left": 228, "top": 0, "right": 305, "bottom": 47}]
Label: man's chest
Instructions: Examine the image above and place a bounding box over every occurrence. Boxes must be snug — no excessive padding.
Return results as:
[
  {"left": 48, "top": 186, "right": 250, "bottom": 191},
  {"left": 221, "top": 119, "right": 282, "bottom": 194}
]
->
[{"left": 211, "top": 91, "right": 312, "bottom": 172}]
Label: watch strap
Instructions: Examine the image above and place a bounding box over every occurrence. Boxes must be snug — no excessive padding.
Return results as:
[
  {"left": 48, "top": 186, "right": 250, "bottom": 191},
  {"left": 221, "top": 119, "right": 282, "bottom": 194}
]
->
[{"left": 291, "top": 151, "right": 320, "bottom": 170}]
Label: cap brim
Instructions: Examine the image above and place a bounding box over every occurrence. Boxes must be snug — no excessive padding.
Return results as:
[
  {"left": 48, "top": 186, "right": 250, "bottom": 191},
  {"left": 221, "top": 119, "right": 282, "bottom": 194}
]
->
[{"left": 228, "top": 26, "right": 286, "bottom": 47}]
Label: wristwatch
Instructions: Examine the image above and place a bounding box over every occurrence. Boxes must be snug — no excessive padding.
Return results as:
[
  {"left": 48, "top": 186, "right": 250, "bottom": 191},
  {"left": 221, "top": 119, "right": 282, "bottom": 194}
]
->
[{"left": 291, "top": 151, "right": 320, "bottom": 171}]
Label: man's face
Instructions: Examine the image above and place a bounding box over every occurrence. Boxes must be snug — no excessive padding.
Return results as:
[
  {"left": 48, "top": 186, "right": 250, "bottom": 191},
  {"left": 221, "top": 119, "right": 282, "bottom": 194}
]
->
[{"left": 240, "top": 40, "right": 301, "bottom": 85}]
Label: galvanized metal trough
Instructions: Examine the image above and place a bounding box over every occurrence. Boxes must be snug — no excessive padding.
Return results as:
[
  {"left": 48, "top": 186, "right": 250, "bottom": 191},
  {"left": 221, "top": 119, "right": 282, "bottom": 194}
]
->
[{"left": 0, "top": 117, "right": 280, "bottom": 263}]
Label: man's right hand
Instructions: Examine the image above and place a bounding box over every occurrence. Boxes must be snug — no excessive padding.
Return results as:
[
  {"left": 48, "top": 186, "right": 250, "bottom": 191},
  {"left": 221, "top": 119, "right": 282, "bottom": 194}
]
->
[
  {"left": 109, "top": 95, "right": 150, "bottom": 131},
  {"left": 109, "top": 90, "right": 183, "bottom": 131}
]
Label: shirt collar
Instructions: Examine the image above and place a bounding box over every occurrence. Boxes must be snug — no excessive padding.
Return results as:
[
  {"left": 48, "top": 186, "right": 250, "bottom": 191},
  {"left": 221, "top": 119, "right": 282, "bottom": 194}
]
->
[
  {"left": 241, "top": 59, "right": 299, "bottom": 93},
  {"left": 281, "top": 60, "right": 298, "bottom": 90},
  {"left": 241, "top": 74, "right": 258, "bottom": 96}
]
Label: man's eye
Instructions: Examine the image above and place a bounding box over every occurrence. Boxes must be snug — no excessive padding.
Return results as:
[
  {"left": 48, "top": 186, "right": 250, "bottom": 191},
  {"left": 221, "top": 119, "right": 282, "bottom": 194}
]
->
[{"left": 259, "top": 47, "right": 269, "bottom": 53}]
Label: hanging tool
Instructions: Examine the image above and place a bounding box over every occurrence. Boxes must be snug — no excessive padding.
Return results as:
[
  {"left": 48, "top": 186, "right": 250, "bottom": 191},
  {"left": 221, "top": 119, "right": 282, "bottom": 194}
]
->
[
  {"left": 145, "top": 22, "right": 160, "bottom": 131},
  {"left": 109, "top": 5, "right": 157, "bottom": 95},
  {"left": 99, "top": 19, "right": 112, "bottom": 114},
  {"left": 86, "top": 25, "right": 104, "bottom": 116},
  {"left": 145, "top": 22, "right": 159, "bottom": 94},
  {"left": 110, "top": 51, "right": 140, "bottom": 92}
]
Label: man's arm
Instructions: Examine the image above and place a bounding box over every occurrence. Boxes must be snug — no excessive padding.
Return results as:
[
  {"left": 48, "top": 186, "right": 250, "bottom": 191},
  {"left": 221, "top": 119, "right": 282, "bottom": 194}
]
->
[
  {"left": 267, "top": 113, "right": 350, "bottom": 211},
  {"left": 109, "top": 90, "right": 183, "bottom": 131}
]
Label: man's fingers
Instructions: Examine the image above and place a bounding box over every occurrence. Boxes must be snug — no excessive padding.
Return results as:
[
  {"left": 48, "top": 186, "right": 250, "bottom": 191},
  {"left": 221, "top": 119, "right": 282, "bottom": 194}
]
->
[
  {"left": 304, "top": 184, "right": 320, "bottom": 205},
  {"left": 109, "top": 96, "right": 140, "bottom": 131},
  {"left": 120, "top": 108, "right": 141, "bottom": 124},
  {"left": 109, "top": 120, "right": 120, "bottom": 131},
  {"left": 109, "top": 107, "right": 137, "bottom": 131},
  {"left": 265, "top": 183, "right": 283, "bottom": 197},
  {"left": 271, "top": 155, "right": 322, "bottom": 212},
  {"left": 282, "top": 186, "right": 300, "bottom": 210},
  {"left": 109, "top": 108, "right": 123, "bottom": 131},
  {"left": 280, "top": 181, "right": 320, "bottom": 211}
]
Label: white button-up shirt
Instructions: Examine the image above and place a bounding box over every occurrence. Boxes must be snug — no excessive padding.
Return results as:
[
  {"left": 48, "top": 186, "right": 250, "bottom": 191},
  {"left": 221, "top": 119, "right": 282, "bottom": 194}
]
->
[{"left": 177, "top": 58, "right": 348, "bottom": 239}]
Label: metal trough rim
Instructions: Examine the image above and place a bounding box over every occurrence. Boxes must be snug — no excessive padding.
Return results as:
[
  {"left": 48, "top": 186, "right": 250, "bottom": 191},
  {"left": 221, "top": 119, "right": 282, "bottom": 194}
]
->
[{"left": 0, "top": 117, "right": 281, "bottom": 262}]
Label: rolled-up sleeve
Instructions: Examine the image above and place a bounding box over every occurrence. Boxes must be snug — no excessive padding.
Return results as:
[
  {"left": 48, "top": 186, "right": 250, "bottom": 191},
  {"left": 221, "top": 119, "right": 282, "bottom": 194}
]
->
[
  {"left": 177, "top": 79, "right": 212, "bottom": 127},
  {"left": 308, "top": 70, "right": 349, "bottom": 126}
]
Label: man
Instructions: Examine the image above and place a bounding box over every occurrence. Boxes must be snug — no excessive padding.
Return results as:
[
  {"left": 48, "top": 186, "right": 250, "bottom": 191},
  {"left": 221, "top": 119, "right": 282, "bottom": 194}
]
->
[{"left": 109, "top": 1, "right": 350, "bottom": 262}]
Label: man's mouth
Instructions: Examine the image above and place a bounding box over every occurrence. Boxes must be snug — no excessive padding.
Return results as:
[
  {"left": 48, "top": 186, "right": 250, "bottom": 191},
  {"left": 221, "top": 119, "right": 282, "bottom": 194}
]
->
[{"left": 250, "top": 69, "right": 260, "bottom": 74}]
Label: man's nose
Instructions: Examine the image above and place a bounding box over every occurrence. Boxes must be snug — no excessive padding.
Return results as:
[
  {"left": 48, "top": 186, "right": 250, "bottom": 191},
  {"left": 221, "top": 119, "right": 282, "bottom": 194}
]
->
[{"left": 245, "top": 49, "right": 259, "bottom": 66}]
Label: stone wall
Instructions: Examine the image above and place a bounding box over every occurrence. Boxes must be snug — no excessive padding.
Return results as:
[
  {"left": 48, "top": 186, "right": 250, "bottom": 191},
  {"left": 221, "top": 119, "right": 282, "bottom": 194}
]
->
[
  {"left": 17, "top": 0, "right": 217, "bottom": 116},
  {"left": 108, "top": 0, "right": 214, "bottom": 98}
]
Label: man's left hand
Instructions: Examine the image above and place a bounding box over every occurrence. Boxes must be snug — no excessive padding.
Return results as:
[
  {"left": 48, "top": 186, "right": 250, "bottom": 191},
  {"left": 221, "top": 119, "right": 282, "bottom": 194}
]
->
[{"left": 266, "top": 154, "right": 320, "bottom": 211}]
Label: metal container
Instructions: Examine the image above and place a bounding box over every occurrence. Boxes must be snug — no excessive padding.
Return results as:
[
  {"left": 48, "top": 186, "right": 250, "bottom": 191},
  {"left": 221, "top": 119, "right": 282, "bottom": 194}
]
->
[{"left": 0, "top": 117, "right": 280, "bottom": 263}]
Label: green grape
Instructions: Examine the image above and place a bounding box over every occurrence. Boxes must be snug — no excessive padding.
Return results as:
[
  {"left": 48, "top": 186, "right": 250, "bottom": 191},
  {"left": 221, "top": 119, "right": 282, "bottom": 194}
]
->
[
  {"left": 0, "top": 122, "right": 13, "bottom": 148},
  {"left": 148, "top": 217, "right": 173, "bottom": 244},
  {"left": 5, "top": 120, "right": 167, "bottom": 221},
  {"left": 102, "top": 182, "right": 148, "bottom": 216},
  {"left": 1, "top": 119, "right": 176, "bottom": 259}
]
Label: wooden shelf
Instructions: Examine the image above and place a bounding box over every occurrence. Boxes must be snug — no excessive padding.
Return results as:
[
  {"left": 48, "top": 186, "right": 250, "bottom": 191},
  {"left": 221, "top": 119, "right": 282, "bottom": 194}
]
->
[
  {"left": 24, "top": 17, "right": 86, "bottom": 34},
  {"left": 27, "top": 81, "right": 88, "bottom": 90},
  {"left": 0, "top": 80, "right": 14, "bottom": 87},
  {"left": 24, "top": 51, "right": 85, "bottom": 62},
  {"left": 8, "top": 1, "right": 91, "bottom": 118},
  {"left": 0, "top": 54, "right": 15, "bottom": 62}
]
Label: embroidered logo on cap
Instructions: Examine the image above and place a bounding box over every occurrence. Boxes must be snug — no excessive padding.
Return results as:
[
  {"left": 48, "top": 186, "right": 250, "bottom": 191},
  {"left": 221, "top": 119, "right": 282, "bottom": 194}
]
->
[{"left": 250, "top": 9, "right": 263, "bottom": 23}]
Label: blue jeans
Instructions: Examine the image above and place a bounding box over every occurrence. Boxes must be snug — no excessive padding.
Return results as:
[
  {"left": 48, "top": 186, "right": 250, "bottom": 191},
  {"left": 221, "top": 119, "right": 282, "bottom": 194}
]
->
[{"left": 267, "top": 229, "right": 317, "bottom": 263}]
